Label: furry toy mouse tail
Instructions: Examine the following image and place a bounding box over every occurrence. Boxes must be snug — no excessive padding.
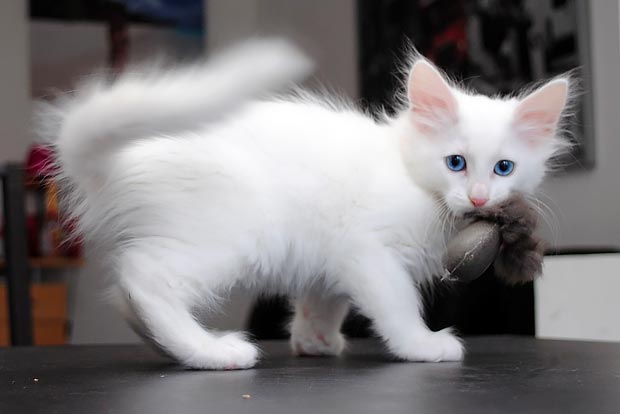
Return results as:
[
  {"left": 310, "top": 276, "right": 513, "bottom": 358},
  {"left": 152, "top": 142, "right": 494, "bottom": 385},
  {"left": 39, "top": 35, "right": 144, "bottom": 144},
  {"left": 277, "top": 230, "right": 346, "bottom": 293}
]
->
[{"left": 38, "top": 39, "right": 312, "bottom": 188}]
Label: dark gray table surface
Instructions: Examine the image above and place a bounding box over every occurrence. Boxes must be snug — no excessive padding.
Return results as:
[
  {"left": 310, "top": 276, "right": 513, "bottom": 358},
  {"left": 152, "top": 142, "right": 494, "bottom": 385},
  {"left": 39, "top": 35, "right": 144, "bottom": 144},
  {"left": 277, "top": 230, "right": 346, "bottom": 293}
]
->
[{"left": 1, "top": 336, "right": 620, "bottom": 414}]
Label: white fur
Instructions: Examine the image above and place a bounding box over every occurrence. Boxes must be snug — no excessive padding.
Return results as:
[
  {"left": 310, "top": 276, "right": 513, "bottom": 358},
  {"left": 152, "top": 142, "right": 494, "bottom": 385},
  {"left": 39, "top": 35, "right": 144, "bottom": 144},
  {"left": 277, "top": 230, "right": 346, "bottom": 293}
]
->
[{"left": 44, "top": 41, "right": 572, "bottom": 369}]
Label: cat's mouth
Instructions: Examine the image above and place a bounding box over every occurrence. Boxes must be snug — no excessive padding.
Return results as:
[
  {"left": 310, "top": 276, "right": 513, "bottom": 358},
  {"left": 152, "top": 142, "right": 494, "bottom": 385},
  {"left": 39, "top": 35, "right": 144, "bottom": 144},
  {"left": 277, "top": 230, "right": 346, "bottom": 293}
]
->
[
  {"left": 461, "top": 195, "right": 513, "bottom": 217},
  {"left": 450, "top": 202, "right": 498, "bottom": 219}
]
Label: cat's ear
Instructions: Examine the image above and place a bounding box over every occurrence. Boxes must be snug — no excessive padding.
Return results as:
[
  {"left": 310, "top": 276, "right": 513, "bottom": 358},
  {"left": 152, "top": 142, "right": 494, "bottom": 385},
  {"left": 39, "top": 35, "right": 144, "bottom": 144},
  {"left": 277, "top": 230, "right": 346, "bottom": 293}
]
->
[
  {"left": 513, "top": 79, "right": 569, "bottom": 143},
  {"left": 407, "top": 60, "right": 458, "bottom": 134}
]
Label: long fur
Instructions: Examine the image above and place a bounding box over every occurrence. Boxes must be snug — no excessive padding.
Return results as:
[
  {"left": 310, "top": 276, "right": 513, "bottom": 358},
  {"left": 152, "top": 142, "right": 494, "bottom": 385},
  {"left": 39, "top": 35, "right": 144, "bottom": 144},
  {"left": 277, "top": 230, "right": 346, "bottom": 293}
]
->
[
  {"left": 41, "top": 39, "right": 574, "bottom": 369},
  {"left": 44, "top": 39, "right": 312, "bottom": 187}
]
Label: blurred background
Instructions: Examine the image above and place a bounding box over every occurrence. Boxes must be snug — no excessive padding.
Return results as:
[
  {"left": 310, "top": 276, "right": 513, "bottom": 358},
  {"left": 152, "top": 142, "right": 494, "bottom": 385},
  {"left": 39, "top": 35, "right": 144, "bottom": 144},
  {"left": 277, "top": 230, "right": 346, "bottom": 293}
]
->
[{"left": 0, "top": 0, "right": 618, "bottom": 348}]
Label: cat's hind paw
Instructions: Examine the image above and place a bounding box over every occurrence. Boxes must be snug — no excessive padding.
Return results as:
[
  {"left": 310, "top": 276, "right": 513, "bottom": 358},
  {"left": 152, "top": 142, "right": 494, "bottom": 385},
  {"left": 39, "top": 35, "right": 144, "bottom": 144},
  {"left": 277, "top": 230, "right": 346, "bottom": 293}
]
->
[
  {"left": 180, "top": 332, "right": 260, "bottom": 370},
  {"left": 290, "top": 327, "right": 346, "bottom": 357}
]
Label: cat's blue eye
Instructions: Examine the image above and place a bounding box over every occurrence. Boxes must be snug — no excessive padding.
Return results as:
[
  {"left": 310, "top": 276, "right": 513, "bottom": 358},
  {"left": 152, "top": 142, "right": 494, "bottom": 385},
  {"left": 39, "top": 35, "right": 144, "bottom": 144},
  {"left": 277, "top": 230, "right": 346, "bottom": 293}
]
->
[
  {"left": 446, "top": 155, "right": 466, "bottom": 172},
  {"left": 494, "top": 160, "right": 515, "bottom": 176}
]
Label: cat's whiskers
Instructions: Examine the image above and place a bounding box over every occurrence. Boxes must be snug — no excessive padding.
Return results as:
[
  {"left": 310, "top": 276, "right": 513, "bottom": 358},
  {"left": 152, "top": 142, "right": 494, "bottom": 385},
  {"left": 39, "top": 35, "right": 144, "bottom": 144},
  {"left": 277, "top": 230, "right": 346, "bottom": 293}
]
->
[
  {"left": 535, "top": 190, "right": 565, "bottom": 221},
  {"left": 525, "top": 193, "right": 560, "bottom": 249},
  {"left": 423, "top": 205, "right": 443, "bottom": 242},
  {"left": 423, "top": 200, "right": 450, "bottom": 245},
  {"left": 435, "top": 199, "right": 457, "bottom": 243}
]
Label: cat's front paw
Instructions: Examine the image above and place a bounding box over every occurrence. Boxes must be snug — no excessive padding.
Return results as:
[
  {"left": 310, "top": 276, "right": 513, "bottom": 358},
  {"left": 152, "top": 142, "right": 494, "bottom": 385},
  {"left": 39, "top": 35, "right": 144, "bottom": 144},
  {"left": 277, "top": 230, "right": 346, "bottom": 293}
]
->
[{"left": 391, "top": 328, "right": 464, "bottom": 362}]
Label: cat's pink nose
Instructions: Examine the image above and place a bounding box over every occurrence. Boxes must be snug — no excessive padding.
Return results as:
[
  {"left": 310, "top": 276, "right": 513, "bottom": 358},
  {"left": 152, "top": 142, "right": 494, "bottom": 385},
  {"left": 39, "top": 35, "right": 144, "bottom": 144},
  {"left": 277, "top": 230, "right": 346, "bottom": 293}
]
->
[{"left": 469, "top": 197, "right": 488, "bottom": 207}]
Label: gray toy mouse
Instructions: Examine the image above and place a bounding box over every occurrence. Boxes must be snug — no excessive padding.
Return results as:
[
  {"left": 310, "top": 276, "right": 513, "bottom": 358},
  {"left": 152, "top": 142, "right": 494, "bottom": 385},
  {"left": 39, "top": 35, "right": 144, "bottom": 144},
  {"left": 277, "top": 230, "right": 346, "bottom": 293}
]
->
[{"left": 443, "top": 194, "right": 545, "bottom": 284}]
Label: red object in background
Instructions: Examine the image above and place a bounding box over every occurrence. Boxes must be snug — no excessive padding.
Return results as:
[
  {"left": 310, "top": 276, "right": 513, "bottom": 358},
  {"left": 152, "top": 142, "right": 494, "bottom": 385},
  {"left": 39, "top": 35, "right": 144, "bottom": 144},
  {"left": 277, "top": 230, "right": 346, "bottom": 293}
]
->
[
  {"left": 25, "top": 144, "right": 56, "bottom": 178},
  {"left": 18, "top": 144, "right": 82, "bottom": 258},
  {"left": 59, "top": 220, "right": 81, "bottom": 258},
  {"left": 425, "top": 18, "right": 468, "bottom": 65}
]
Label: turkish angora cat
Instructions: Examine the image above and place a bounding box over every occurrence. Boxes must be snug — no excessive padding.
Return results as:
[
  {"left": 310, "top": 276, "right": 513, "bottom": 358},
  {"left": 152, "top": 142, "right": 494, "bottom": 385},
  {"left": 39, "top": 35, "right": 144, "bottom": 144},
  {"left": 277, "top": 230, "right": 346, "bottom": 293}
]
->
[{"left": 46, "top": 39, "right": 572, "bottom": 369}]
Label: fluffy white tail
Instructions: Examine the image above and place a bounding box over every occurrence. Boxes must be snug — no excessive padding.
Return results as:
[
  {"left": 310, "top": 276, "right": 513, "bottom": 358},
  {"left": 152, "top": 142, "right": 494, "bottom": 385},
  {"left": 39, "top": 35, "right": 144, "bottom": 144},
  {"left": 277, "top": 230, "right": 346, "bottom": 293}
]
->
[{"left": 42, "top": 39, "right": 312, "bottom": 185}]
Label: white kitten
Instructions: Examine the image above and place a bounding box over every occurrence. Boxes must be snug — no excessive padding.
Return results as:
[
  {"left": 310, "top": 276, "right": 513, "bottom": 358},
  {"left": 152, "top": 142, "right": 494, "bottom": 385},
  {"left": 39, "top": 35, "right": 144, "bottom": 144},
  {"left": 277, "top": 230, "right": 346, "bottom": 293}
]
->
[{"left": 45, "top": 40, "right": 572, "bottom": 369}]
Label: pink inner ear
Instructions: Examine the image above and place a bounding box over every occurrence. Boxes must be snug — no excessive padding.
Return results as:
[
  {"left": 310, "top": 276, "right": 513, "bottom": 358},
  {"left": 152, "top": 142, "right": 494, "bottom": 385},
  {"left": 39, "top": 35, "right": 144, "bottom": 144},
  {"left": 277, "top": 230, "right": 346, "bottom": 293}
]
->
[
  {"left": 407, "top": 60, "right": 458, "bottom": 134},
  {"left": 411, "top": 92, "right": 456, "bottom": 133},
  {"left": 516, "top": 110, "right": 556, "bottom": 137},
  {"left": 512, "top": 79, "right": 568, "bottom": 144},
  {"left": 412, "top": 93, "right": 452, "bottom": 113}
]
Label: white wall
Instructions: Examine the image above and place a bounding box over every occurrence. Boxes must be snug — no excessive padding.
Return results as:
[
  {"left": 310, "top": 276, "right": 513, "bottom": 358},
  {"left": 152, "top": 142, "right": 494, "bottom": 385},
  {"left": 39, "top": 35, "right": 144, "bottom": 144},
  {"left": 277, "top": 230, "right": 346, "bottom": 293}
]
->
[
  {"left": 535, "top": 1, "right": 620, "bottom": 344},
  {"left": 0, "top": 1, "right": 30, "bottom": 162},
  {"left": 536, "top": 254, "right": 620, "bottom": 342},
  {"left": 31, "top": 21, "right": 203, "bottom": 96},
  {"left": 540, "top": 1, "right": 620, "bottom": 250},
  {"left": 207, "top": 0, "right": 259, "bottom": 49},
  {"left": 207, "top": 0, "right": 358, "bottom": 98}
]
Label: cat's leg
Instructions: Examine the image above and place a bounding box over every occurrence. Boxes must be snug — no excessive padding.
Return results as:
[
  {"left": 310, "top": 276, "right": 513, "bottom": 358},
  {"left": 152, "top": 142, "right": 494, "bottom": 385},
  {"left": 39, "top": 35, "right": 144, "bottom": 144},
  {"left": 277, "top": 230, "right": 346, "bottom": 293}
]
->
[
  {"left": 110, "top": 284, "right": 177, "bottom": 360},
  {"left": 344, "top": 247, "right": 464, "bottom": 362},
  {"left": 290, "top": 288, "right": 349, "bottom": 356},
  {"left": 116, "top": 251, "right": 259, "bottom": 370}
]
